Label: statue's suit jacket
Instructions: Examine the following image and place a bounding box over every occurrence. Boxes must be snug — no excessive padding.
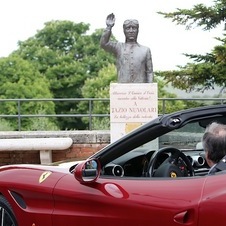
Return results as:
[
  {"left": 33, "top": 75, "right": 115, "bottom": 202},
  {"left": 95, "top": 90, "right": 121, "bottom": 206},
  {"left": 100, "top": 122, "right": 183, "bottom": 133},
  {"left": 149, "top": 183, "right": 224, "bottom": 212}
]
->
[{"left": 100, "top": 28, "right": 153, "bottom": 83}]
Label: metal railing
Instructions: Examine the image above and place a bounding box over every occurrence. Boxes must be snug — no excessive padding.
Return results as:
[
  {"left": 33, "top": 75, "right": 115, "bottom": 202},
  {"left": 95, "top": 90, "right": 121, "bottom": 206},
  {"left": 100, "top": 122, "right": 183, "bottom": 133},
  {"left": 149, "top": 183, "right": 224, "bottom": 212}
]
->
[
  {"left": 0, "top": 97, "right": 225, "bottom": 130},
  {"left": 159, "top": 97, "right": 226, "bottom": 114},
  {"left": 0, "top": 98, "right": 110, "bottom": 130}
]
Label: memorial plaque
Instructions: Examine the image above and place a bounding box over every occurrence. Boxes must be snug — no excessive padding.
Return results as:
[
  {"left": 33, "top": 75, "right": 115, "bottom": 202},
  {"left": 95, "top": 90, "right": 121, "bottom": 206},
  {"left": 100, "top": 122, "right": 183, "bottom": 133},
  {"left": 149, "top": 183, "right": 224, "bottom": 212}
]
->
[{"left": 110, "top": 83, "right": 158, "bottom": 142}]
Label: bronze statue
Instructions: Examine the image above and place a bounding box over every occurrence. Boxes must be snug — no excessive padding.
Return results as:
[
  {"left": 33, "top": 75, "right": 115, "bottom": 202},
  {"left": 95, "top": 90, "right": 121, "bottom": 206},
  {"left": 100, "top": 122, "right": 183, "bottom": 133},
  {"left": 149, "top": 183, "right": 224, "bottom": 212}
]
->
[{"left": 100, "top": 13, "right": 154, "bottom": 83}]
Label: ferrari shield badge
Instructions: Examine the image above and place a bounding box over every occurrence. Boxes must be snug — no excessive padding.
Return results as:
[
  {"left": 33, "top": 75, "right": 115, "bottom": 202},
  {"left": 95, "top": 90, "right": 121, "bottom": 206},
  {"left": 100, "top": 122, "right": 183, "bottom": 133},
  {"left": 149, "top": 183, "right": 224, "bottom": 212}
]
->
[
  {"left": 170, "top": 171, "right": 177, "bottom": 178},
  {"left": 39, "top": 171, "right": 52, "bottom": 183}
]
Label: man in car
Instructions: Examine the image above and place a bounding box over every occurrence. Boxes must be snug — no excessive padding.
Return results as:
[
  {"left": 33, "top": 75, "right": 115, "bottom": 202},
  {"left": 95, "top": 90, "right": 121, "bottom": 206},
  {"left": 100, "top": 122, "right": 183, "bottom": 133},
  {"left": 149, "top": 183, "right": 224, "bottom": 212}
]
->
[{"left": 202, "top": 122, "right": 226, "bottom": 174}]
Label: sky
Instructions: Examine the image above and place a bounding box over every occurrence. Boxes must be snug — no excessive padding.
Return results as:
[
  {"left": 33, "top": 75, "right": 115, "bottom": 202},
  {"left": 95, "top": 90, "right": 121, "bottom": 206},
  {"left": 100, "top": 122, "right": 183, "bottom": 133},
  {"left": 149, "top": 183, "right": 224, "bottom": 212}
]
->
[{"left": 0, "top": 0, "right": 224, "bottom": 71}]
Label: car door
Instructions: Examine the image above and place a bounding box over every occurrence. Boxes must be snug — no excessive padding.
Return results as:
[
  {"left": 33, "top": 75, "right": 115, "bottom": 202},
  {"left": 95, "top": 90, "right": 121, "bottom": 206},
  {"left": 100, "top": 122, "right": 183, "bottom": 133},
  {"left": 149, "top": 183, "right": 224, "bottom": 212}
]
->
[
  {"left": 52, "top": 174, "right": 206, "bottom": 226},
  {"left": 198, "top": 173, "right": 226, "bottom": 226}
]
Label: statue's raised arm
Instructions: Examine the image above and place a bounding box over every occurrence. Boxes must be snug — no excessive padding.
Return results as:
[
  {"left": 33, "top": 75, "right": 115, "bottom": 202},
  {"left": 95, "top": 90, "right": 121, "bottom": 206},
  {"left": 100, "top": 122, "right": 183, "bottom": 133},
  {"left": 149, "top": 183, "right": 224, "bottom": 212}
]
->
[{"left": 100, "top": 13, "right": 115, "bottom": 51}]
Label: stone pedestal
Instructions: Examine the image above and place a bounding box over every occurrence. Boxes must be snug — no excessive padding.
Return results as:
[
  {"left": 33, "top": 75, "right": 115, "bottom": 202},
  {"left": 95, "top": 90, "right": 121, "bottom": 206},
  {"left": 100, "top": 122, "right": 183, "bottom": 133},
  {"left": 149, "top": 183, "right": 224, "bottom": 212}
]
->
[{"left": 110, "top": 83, "right": 158, "bottom": 142}]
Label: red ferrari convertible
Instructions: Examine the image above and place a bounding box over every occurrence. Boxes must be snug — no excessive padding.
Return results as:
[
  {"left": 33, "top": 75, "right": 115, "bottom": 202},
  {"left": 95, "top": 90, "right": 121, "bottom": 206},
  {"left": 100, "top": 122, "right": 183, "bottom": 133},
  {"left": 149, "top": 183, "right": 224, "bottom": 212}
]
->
[{"left": 1, "top": 104, "right": 226, "bottom": 226}]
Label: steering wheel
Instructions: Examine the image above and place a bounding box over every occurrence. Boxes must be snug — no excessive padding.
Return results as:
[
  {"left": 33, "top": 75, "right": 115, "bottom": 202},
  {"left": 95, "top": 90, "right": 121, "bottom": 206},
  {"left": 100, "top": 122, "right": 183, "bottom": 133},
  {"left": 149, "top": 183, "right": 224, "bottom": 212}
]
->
[{"left": 148, "top": 147, "right": 194, "bottom": 177}]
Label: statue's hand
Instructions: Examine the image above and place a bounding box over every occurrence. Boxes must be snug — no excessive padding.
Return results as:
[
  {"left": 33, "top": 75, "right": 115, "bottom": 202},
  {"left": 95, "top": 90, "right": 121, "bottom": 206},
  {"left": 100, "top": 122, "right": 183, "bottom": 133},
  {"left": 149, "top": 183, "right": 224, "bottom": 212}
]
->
[{"left": 106, "top": 13, "right": 115, "bottom": 28}]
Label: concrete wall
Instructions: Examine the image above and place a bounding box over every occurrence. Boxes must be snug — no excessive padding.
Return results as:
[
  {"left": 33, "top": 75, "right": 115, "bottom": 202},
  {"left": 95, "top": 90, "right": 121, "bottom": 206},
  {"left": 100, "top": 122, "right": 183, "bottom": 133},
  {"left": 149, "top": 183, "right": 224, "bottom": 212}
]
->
[{"left": 0, "top": 131, "right": 110, "bottom": 166}]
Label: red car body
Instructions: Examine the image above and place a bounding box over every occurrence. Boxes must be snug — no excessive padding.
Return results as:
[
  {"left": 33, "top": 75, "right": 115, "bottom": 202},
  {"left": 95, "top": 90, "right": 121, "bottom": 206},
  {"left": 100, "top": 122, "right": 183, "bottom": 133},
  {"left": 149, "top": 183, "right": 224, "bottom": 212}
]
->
[{"left": 1, "top": 105, "right": 226, "bottom": 226}]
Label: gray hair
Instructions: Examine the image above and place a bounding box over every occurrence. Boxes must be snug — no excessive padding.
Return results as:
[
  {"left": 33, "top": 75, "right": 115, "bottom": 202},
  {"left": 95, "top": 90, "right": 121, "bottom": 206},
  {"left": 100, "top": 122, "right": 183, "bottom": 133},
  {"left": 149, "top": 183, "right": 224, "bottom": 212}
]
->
[{"left": 202, "top": 122, "right": 226, "bottom": 163}]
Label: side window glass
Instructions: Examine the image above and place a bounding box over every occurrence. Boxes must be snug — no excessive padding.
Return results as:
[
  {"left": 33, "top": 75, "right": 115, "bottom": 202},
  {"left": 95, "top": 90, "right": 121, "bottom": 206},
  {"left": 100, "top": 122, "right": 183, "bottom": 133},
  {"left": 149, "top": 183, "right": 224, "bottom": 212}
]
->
[{"left": 160, "top": 122, "right": 205, "bottom": 150}]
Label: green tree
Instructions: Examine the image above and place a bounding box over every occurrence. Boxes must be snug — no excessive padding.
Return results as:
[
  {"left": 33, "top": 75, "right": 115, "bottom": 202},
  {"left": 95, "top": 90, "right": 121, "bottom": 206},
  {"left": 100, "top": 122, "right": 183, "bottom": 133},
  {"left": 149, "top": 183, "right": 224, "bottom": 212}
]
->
[
  {"left": 80, "top": 64, "right": 117, "bottom": 129},
  {"left": 0, "top": 55, "right": 57, "bottom": 130},
  {"left": 13, "top": 21, "right": 115, "bottom": 129},
  {"left": 157, "top": 0, "right": 226, "bottom": 93}
]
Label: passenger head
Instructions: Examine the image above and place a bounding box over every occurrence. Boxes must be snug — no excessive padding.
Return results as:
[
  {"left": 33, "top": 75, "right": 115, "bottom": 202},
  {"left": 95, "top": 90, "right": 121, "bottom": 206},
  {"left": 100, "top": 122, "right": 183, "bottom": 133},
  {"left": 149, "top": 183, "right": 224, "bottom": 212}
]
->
[{"left": 202, "top": 122, "right": 226, "bottom": 166}]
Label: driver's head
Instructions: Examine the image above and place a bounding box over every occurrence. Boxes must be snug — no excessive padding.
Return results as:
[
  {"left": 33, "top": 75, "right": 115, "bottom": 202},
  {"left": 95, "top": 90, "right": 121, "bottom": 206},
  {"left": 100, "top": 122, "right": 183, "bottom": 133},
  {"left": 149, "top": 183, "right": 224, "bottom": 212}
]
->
[{"left": 202, "top": 122, "right": 226, "bottom": 166}]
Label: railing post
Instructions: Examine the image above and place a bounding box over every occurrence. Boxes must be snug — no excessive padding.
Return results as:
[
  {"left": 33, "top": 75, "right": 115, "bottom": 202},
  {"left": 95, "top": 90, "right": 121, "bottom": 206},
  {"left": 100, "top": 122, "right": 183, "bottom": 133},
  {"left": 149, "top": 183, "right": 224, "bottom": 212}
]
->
[
  {"left": 17, "top": 100, "right": 21, "bottom": 131},
  {"left": 88, "top": 99, "right": 92, "bottom": 130},
  {"left": 162, "top": 99, "right": 166, "bottom": 115}
]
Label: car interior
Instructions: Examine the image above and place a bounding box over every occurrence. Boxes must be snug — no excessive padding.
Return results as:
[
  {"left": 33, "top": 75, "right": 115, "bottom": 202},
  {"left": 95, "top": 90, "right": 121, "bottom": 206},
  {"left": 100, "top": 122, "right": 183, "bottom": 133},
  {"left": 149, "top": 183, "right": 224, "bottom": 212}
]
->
[{"left": 101, "top": 116, "right": 226, "bottom": 178}]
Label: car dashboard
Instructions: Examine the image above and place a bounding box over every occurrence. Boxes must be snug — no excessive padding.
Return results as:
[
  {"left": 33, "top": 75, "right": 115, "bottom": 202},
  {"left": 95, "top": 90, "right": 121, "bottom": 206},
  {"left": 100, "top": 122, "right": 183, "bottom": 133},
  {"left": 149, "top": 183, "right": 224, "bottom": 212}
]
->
[{"left": 102, "top": 148, "right": 210, "bottom": 177}]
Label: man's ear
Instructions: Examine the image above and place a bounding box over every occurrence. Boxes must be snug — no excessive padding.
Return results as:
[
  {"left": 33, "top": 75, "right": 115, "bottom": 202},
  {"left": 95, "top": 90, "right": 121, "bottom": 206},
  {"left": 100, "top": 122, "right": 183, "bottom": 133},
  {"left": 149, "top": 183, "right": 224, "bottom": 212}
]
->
[
  {"left": 205, "top": 150, "right": 214, "bottom": 167},
  {"left": 206, "top": 150, "right": 210, "bottom": 158},
  {"left": 204, "top": 149, "right": 210, "bottom": 161}
]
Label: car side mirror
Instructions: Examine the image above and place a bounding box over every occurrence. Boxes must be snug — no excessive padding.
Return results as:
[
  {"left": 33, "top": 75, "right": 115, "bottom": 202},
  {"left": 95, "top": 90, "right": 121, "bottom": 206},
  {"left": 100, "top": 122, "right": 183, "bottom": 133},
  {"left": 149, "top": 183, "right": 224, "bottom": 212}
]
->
[{"left": 74, "top": 159, "right": 100, "bottom": 183}]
